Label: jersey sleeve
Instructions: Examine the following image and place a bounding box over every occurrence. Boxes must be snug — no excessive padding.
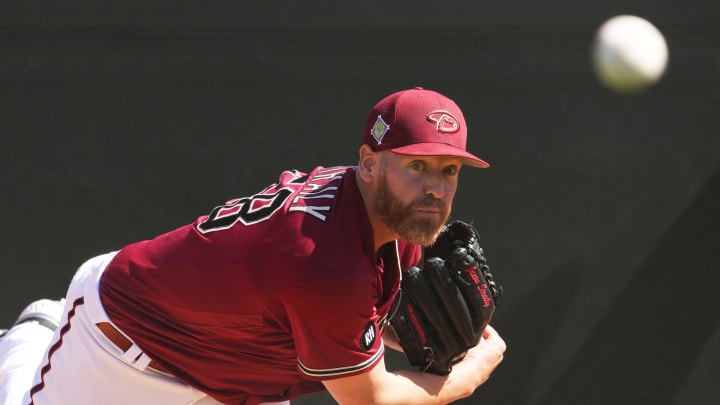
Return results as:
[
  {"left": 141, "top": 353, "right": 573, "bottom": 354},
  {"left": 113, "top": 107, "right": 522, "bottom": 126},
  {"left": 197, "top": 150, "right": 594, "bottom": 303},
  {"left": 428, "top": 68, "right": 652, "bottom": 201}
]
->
[{"left": 279, "top": 275, "right": 385, "bottom": 381}]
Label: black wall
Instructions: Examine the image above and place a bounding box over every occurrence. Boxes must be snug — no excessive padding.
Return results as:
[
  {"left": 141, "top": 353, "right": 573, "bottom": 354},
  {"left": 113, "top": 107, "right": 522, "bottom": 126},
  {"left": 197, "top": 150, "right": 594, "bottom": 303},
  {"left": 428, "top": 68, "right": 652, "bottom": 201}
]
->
[{"left": 1, "top": 2, "right": 718, "bottom": 404}]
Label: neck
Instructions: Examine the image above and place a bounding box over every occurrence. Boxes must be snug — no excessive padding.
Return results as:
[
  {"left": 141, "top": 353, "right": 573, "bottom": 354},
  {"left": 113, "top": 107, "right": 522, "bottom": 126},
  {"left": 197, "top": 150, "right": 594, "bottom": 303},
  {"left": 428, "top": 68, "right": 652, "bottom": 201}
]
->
[{"left": 355, "top": 169, "right": 398, "bottom": 251}]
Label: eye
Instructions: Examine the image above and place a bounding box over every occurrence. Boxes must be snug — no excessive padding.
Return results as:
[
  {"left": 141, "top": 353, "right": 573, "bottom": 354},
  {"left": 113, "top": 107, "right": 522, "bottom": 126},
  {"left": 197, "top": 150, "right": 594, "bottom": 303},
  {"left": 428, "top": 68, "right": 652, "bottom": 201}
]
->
[
  {"left": 410, "top": 161, "right": 426, "bottom": 171},
  {"left": 443, "top": 165, "right": 460, "bottom": 176}
]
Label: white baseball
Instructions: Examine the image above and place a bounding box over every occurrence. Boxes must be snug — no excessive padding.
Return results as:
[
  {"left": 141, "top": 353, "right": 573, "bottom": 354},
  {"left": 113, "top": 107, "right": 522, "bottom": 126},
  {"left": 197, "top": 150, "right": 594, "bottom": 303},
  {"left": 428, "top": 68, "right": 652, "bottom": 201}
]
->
[{"left": 591, "top": 15, "right": 669, "bottom": 94}]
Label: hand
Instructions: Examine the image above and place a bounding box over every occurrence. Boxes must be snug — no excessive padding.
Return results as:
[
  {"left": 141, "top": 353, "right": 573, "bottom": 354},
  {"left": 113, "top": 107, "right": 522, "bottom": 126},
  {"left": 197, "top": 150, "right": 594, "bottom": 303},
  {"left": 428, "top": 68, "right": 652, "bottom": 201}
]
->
[{"left": 453, "top": 324, "right": 506, "bottom": 389}]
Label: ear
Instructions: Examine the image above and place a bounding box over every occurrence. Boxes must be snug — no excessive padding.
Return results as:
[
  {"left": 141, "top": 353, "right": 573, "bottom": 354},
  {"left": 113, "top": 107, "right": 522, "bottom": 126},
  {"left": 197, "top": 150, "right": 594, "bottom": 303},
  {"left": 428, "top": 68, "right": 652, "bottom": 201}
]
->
[{"left": 357, "top": 144, "right": 380, "bottom": 184}]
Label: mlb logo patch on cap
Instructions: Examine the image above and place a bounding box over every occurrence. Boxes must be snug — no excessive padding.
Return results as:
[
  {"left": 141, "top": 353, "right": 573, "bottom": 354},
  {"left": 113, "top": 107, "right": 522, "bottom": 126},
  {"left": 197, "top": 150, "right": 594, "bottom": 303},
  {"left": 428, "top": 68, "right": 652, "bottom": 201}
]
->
[{"left": 370, "top": 115, "right": 390, "bottom": 145}]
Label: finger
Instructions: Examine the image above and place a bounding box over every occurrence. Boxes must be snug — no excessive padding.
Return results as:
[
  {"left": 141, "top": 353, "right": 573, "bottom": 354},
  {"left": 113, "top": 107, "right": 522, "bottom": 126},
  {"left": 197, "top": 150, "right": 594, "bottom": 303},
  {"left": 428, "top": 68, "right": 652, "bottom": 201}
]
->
[
  {"left": 482, "top": 324, "right": 497, "bottom": 339},
  {"left": 481, "top": 325, "right": 506, "bottom": 354}
]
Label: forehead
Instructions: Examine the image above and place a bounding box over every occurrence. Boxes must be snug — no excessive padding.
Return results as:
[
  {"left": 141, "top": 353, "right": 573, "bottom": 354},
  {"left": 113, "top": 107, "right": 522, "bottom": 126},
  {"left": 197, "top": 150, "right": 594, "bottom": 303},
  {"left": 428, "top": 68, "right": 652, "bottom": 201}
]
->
[{"left": 388, "top": 152, "right": 463, "bottom": 166}]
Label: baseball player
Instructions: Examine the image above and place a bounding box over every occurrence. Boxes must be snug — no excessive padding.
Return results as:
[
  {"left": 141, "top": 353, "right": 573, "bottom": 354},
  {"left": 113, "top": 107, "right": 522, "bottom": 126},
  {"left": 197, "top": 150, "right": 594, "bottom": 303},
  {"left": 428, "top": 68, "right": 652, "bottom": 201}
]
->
[{"left": 0, "top": 87, "right": 506, "bottom": 404}]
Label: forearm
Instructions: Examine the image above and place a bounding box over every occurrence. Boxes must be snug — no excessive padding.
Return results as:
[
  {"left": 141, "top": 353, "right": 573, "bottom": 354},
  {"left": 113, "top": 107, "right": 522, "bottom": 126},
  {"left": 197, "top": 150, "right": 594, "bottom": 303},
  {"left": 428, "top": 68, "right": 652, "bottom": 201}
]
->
[
  {"left": 326, "top": 325, "right": 504, "bottom": 404},
  {"left": 326, "top": 363, "right": 472, "bottom": 405},
  {"left": 392, "top": 342, "right": 508, "bottom": 404},
  {"left": 379, "top": 362, "right": 484, "bottom": 404},
  {"left": 324, "top": 336, "right": 503, "bottom": 405}
]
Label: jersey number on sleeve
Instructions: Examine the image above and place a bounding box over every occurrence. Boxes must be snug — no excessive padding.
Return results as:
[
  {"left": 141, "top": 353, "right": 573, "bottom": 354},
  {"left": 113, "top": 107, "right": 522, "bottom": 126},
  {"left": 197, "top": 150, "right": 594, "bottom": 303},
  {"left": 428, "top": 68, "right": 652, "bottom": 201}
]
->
[{"left": 197, "top": 188, "right": 294, "bottom": 233}]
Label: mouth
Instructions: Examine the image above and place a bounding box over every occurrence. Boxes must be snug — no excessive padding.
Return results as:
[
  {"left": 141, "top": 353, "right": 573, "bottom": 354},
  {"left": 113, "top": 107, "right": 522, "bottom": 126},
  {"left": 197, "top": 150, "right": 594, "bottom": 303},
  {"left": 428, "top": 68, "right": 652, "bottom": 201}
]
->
[{"left": 414, "top": 207, "right": 442, "bottom": 215}]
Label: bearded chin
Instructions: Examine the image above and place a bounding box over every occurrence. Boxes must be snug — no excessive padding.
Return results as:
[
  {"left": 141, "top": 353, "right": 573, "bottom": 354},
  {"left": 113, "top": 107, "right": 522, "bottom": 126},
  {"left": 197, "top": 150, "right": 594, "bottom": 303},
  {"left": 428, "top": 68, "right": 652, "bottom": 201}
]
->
[
  {"left": 389, "top": 216, "right": 448, "bottom": 246},
  {"left": 374, "top": 176, "right": 450, "bottom": 246}
]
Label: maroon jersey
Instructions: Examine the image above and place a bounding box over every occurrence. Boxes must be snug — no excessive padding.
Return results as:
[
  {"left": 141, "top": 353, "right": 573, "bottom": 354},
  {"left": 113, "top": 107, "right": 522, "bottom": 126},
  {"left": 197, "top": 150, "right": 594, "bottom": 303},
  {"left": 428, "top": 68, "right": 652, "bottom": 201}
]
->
[{"left": 99, "top": 166, "right": 422, "bottom": 405}]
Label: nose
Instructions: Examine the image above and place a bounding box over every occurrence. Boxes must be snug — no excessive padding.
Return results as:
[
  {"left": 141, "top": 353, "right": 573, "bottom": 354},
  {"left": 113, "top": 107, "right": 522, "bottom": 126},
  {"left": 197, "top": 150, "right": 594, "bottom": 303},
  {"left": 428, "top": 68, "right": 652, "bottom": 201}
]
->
[{"left": 424, "top": 171, "right": 445, "bottom": 199}]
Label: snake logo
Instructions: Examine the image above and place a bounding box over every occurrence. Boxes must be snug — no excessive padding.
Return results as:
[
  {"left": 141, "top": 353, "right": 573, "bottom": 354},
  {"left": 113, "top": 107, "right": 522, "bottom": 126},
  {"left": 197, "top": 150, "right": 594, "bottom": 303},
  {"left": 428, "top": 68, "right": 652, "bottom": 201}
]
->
[{"left": 426, "top": 110, "right": 460, "bottom": 133}]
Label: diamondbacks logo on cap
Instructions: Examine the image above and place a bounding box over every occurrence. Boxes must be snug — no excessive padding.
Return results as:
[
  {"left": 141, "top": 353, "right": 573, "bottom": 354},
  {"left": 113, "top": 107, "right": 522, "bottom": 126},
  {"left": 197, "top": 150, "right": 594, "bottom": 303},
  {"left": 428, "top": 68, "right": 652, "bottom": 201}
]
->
[
  {"left": 371, "top": 115, "right": 390, "bottom": 145},
  {"left": 427, "top": 110, "right": 460, "bottom": 133}
]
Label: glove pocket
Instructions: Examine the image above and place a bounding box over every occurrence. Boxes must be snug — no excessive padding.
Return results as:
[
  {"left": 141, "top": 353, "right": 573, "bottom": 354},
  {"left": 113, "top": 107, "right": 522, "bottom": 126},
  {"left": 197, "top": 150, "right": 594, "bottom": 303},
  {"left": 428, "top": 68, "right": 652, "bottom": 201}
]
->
[
  {"left": 451, "top": 252, "right": 496, "bottom": 338},
  {"left": 423, "top": 257, "right": 477, "bottom": 346}
]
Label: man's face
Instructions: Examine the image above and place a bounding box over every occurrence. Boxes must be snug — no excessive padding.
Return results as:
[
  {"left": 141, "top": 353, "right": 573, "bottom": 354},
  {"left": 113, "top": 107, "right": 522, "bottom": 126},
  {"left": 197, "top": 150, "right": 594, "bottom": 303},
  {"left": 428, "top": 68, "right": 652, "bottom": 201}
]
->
[{"left": 373, "top": 153, "right": 462, "bottom": 246}]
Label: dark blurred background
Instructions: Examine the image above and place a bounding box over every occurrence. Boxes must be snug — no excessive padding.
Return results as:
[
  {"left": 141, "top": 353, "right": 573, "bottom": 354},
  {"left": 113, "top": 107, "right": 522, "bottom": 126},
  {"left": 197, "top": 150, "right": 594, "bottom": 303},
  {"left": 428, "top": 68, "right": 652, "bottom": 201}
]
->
[{"left": 1, "top": 1, "right": 718, "bottom": 404}]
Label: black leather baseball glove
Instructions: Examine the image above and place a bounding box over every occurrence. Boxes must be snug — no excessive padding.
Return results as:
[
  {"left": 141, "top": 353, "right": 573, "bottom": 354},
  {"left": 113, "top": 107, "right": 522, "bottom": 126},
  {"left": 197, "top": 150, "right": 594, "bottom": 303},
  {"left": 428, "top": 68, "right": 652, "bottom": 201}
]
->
[{"left": 388, "top": 220, "right": 502, "bottom": 375}]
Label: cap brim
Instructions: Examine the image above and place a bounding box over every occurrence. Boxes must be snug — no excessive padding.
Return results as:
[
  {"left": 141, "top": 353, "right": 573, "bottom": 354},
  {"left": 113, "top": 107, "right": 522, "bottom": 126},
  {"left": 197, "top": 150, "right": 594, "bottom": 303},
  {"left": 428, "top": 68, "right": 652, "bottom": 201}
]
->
[{"left": 390, "top": 143, "right": 490, "bottom": 168}]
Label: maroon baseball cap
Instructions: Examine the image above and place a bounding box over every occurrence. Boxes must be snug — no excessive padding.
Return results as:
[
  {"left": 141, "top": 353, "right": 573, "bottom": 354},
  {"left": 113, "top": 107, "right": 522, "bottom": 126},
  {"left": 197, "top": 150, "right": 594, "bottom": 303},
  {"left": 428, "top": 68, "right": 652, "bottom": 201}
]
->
[{"left": 362, "top": 87, "right": 489, "bottom": 168}]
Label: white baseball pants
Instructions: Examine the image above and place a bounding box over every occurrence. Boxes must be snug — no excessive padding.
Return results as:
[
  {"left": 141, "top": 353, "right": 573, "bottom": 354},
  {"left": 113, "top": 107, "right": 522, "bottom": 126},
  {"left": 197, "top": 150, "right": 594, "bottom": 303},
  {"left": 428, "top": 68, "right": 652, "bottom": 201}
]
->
[{"left": 0, "top": 252, "right": 289, "bottom": 405}]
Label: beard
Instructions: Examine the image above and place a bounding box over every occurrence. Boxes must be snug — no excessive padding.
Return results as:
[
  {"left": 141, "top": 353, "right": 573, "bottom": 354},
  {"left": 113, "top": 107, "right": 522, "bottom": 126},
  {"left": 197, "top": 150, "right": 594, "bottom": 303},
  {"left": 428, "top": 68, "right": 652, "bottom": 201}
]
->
[{"left": 374, "top": 173, "right": 451, "bottom": 246}]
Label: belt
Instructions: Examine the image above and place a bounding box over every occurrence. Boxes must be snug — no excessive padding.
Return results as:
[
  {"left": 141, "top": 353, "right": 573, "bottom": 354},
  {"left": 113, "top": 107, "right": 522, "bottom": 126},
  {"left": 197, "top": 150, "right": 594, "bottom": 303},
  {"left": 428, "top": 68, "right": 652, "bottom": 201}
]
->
[{"left": 96, "top": 322, "right": 170, "bottom": 374}]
